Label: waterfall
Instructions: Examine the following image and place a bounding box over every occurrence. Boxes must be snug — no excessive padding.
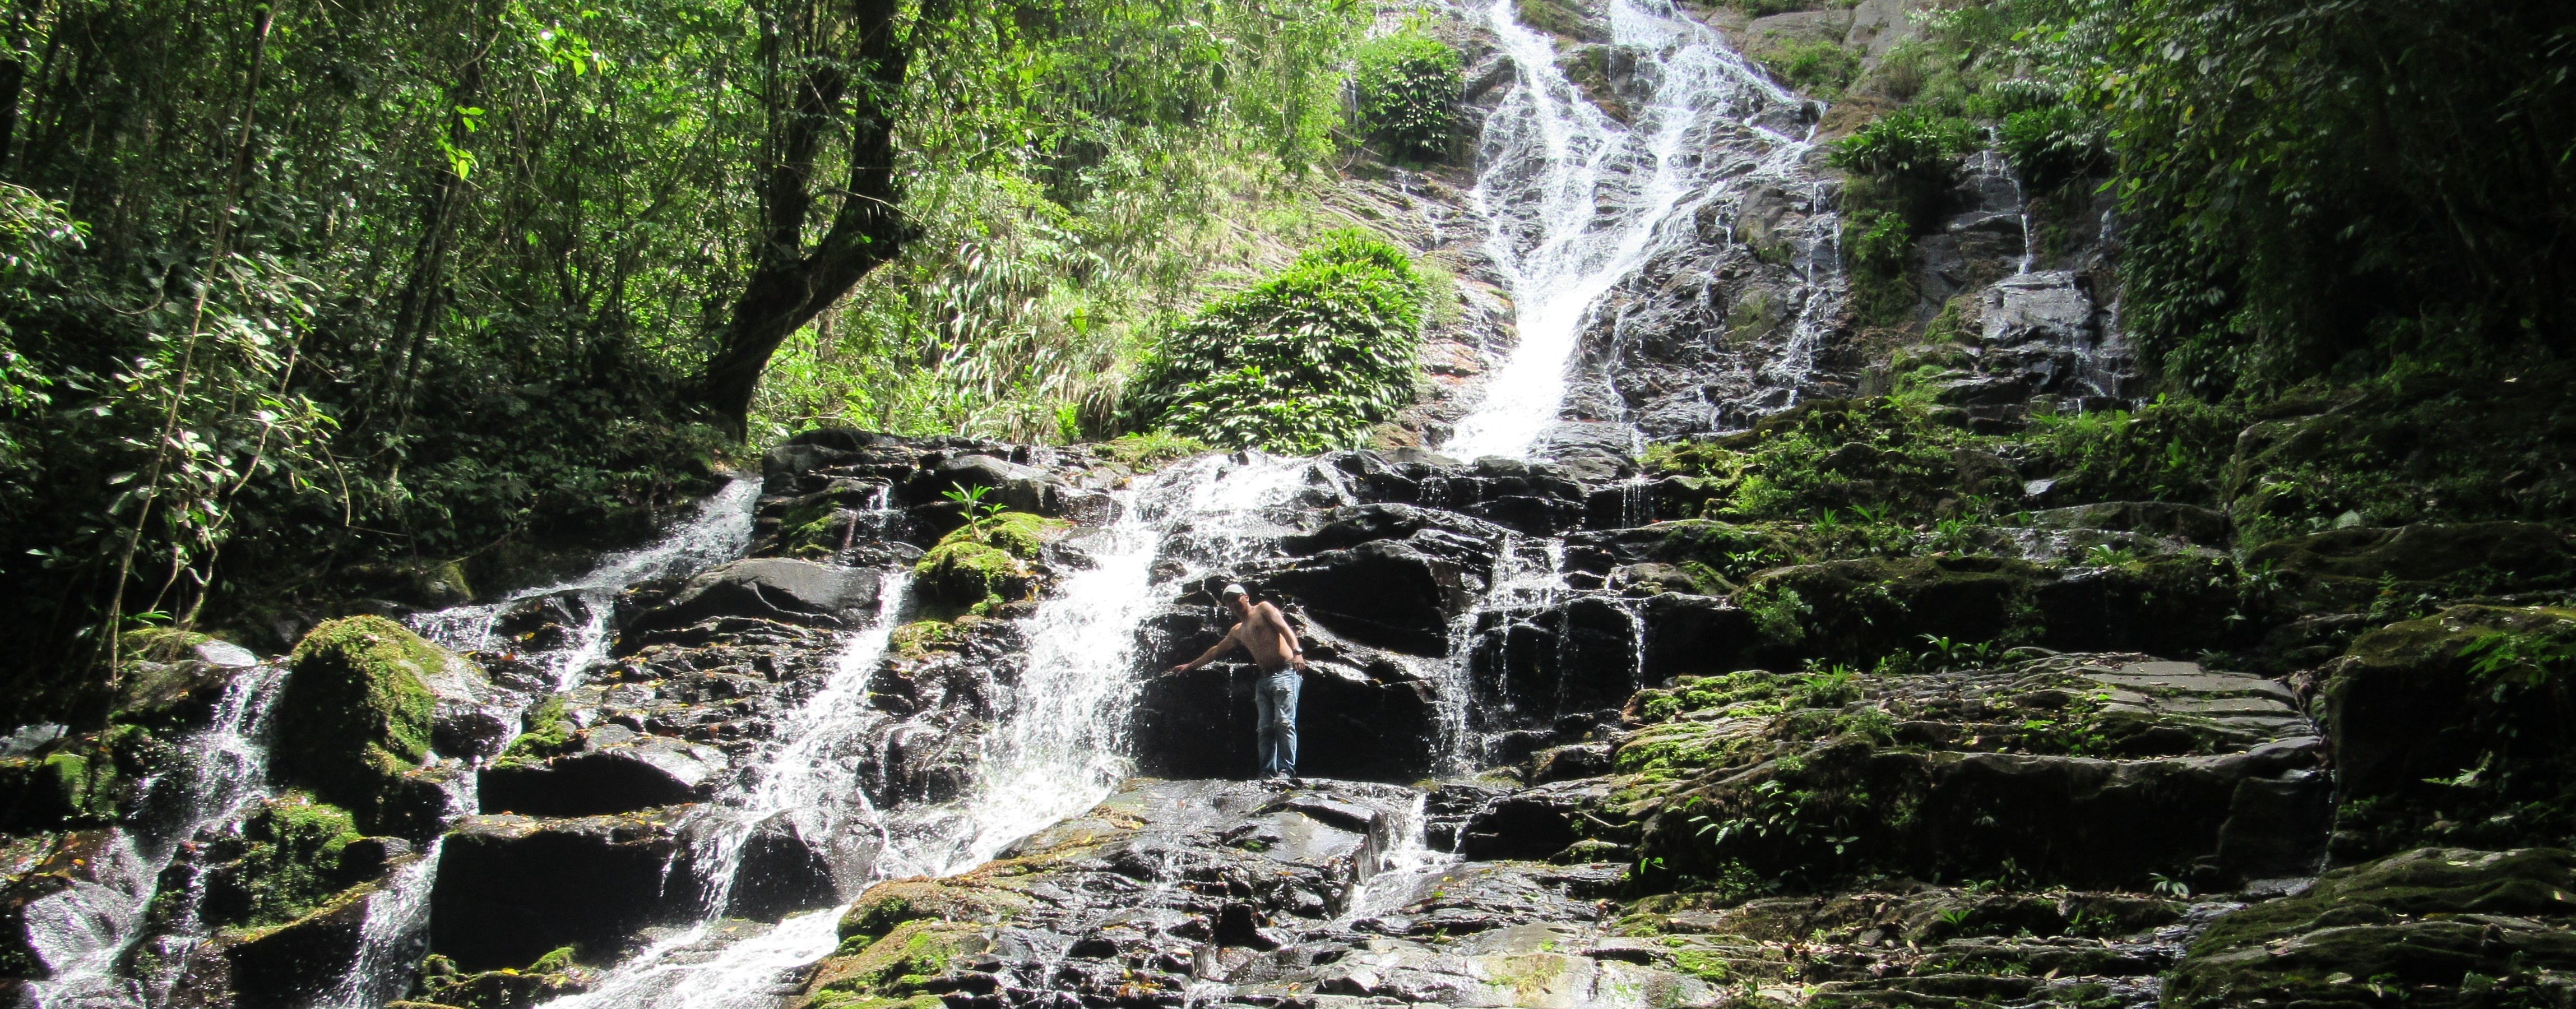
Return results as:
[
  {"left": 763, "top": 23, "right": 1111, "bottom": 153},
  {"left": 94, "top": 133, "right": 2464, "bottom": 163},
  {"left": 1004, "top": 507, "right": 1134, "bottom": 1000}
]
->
[
  {"left": 410, "top": 477, "right": 762, "bottom": 688},
  {"left": 1443, "top": 0, "right": 1813, "bottom": 460},
  {"left": 18, "top": 658, "right": 288, "bottom": 1009}
]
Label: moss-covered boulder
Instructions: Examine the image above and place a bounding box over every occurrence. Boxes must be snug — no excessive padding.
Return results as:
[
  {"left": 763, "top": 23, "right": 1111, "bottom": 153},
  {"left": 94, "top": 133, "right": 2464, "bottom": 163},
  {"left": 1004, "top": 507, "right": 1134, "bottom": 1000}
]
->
[
  {"left": 912, "top": 511, "right": 1064, "bottom": 608},
  {"left": 2165, "top": 848, "right": 2576, "bottom": 1009},
  {"left": 1622, "top": 656, "right": 2330, "bottom": 892},
  {"left": 2248, "top": 521, "right": 2576, "bottom": 615},
  {"left": 273, "top": 617, "right": 451, "bottom": 832},
  {"left": 2323, "top": 604, "right": 2576, "bottom": 857},
  {"left": 188, "top": 793, "right": 369, "bottom": 931}
]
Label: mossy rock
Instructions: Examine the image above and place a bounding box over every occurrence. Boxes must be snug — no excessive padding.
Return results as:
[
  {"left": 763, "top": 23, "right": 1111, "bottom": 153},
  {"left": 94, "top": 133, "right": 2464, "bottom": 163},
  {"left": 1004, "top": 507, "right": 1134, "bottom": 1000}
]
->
[
  {"left": 495, "top": 694, "right": 580, "bottom": 766},
  {"left": 930, "top": 511, "right": 1066, "bottom": 561},
  {"left": 2246, "top": 521, "right": 2575, "bottom": 614},
  {"left": 836, "top": 877, "right": 1027, "bottom": 947},
  {"left": 914, "top": 542, "right": 1027, "bottom": 608},
  {"left": 2323, "top": 604, "right": 2576, "bottom": 856},
  {"left": 194, "top": 792, "right": 368, "bottom": 930},
  {"left": 798, "top": 918, "right": 985, "bottom": 1009},
  {"left": 2166, "top": 848, "right": 2576, "bottom": 1009},
  {"left": 273, "top": 616, "right": 452, "bottom": 828}
]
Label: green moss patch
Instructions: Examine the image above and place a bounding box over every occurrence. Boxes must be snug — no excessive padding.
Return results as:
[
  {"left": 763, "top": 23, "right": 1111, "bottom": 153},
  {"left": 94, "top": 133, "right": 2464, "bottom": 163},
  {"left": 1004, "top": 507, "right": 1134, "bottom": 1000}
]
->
[{"left": 273, "top": 616, "right": 452, "bottom": 823}]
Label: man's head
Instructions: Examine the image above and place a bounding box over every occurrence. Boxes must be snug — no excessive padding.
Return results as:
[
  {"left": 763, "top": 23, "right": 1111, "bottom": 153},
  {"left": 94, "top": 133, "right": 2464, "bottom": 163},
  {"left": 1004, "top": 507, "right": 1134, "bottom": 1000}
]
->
[{"left": 1221, "top": 582, "right": 1250, "bottom": 615}]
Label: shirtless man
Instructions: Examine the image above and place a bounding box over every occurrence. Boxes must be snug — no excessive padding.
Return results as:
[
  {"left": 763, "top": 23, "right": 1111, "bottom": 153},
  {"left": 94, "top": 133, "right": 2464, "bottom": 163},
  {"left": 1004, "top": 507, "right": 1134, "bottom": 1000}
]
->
[{"left": 1167, "top": 584, "right": 1308, "bottom": 780}]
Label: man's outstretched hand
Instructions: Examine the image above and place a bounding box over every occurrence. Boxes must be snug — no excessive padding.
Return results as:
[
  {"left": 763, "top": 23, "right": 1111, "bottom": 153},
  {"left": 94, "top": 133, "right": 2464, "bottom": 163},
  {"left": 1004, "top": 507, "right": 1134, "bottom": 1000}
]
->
[{"left": 1166, "top": 663, "right": 1192, "bottom": 675}]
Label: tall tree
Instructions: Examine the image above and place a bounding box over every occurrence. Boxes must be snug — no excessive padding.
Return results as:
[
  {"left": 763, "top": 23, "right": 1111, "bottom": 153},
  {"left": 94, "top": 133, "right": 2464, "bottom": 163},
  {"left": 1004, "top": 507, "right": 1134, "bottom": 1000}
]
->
[{"left": 696, "top": 0, "right": 935, "bottom": 436}]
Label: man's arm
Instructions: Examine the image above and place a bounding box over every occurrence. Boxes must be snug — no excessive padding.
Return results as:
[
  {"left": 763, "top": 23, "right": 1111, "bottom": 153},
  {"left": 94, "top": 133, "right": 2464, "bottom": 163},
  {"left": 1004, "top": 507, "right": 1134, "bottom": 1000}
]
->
[
  {"left": 1169, "top": 626, "right": 1242, "bottom": 674},
  {"left": 1268, "top": 603, "right": 1308, "bottom": 671}
]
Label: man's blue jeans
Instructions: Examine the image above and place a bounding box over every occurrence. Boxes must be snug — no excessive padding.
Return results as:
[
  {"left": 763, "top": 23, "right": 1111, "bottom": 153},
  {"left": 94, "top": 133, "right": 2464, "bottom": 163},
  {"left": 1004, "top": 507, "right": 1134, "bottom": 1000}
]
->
[{"left": 1255, "top": 669, "right": 1301, "bottom": 778}]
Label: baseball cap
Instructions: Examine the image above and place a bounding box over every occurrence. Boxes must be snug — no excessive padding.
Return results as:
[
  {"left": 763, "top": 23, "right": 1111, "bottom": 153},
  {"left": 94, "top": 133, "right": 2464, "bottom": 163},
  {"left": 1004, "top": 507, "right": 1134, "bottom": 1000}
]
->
[{"left": 1219, "top": 583, "right": 1248, "bottom": 600}]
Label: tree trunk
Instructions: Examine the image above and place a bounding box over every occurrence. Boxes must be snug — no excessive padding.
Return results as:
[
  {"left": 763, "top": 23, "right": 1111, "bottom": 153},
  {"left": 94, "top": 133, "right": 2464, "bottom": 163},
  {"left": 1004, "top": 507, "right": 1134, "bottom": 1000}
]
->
[{"left": 696, "top": 0, "right": 929, "bottom": 437}]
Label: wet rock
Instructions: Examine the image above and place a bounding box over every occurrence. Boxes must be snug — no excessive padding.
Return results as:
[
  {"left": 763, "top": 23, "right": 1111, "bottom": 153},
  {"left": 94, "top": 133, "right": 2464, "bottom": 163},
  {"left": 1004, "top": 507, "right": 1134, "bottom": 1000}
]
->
[
  {"left": 1466, "top": 596, "right": 1643, "bottom": 730},
  {"left": 1282, "top": 503, "right": 1510, "bottom": 576},
  {"left": 2166, "top": 848, "right": 2576, "bottom": 1008},
  {"left": 1267, "top": 540, "right": 1476, "bottom": 656},
  {"left": 724, "top": 812, "right": 841, "bottom": 921},
  {"left": 479, "top": 734, "right": 724, "bottom": 817},
  {"left": 790, "top": 779, "right": 1416, "bottom": 1009},
  {"left": 623, "top": 558, "right": 885, "bottom": 640},
  {"left": 1457, "top": 780, "right": 1607, "bottom": 860},
  {"left": 428, "top": 808, "right": 688, "bottom": 969}
]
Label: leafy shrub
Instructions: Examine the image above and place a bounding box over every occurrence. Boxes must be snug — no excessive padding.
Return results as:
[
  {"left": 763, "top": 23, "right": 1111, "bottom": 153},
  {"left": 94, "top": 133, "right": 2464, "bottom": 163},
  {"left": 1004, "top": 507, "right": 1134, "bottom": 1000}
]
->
[
  {"left": 1827, "top": 108, "right": 1976, "bottom": 182},
  {"left": 1125, "top": 229, "right": 1426, "bottom": 452},
  {"left": 1998, "top": 104, "right": 2104, "bottom": 188},
  {"left": 1352, "top": 29, "right": 1462, "bottom": 161}
]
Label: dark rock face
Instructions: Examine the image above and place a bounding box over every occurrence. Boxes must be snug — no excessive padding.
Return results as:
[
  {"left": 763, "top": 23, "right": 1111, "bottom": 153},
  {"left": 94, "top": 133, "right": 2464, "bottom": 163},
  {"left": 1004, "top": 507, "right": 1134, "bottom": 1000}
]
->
[
  {"left": 1265, "top": 540, "right": 1476, "bottom": 655},
  {"left": 1466, "top": 595, "right": 1642, "bottom": 732},
  {"left": 2249, "top": 521, "right": 2576, "bottom": 614},
  {"left": 2321, "top": 604, "right": 2576, "bottom": 858},
  {"left": 622, "top": 558, "right": 885, "bottom": 641},
  {"left": 428, "top": 809, "right": 688, "bottom": 969},
  {"left": 478, "top": 734, "right": 723, "bottom": 817}
]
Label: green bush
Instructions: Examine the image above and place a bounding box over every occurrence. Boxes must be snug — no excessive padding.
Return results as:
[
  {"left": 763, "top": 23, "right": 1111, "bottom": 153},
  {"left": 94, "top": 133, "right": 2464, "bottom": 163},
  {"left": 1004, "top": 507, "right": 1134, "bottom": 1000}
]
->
[
  {"left": 1998, "top": 104, "right": 2104, "bottom": 188},
  {"left": 1352, "top": 30, "right": 1462, "bottom": 161},
  {"left": 1827, "top": 108, "right": 1976, "bottom": 182},
  {"left": 1125, "top": 229, "right": 1427, "bottom": 452}
]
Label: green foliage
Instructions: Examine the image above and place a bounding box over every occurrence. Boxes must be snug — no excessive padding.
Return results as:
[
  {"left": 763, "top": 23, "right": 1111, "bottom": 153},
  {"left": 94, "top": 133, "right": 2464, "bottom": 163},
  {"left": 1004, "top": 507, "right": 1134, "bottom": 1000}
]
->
[
  {"left": 1997, "top": 104, "right": 2103, "bottom": 188},
  {"left": 754, "top": 0, "right": 1368, "bottom": 442},
  {"left": 2026, "top": 397, "right": 2242, "bottom": 507},
  {"left": 1096, "top": 431, "right": 1211, "bottom": 469},
  {"left": 2087, "top": 0, "right": 2576, "bottom": 391},
  {"left": 1758, "top": 39, "right": 1861, "bottom": 98},
  {"left": 1352, "top": 29, "right": 1463, "bottom": 161},
  {"left": 1740, "top": 582, "right": 1812, "bottom": 644},
  {"left": 1827, "top": 108, "right": 1975, "bottom": 182},
  {"left": 1125, "top": 229, "right": 1427, "bottom": 452}
]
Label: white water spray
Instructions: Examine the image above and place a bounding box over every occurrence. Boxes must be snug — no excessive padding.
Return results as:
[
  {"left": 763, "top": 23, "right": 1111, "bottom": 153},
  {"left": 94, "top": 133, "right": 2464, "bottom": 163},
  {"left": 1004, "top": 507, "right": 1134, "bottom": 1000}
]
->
[
  {"left": 411, "top": 477, "right": 761, "bottom": 688},
  {"left": 20, "top": 659, "right": 287, "bottom": 1009}
]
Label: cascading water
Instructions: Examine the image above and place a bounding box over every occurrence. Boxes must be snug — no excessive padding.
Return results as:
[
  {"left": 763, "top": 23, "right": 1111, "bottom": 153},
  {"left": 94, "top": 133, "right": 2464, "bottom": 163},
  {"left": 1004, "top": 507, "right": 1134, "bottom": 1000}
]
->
[
  {"left": 18, "top": 657, "right": 286, "bottom": 1009},
  {"left": 1444, "top": 0, "right": 1816, "bottom": 460},
  {"left": 411, "top": 477, "right": 762, "bottom": 688},
  {"left": 915, "top": 453, "right": 1310, "bottom": 874},
  {"left": 541, "top": 574, "right": 914, "bottom": 1009},
  {"left": 543, "top": 453, "right": 1313, "bottom": 1009}
]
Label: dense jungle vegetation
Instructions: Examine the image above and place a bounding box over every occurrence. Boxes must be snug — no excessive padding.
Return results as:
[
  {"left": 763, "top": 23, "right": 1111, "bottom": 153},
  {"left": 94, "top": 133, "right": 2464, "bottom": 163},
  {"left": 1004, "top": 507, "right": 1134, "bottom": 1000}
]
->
[{"left": 0, "top": 0, "right": 2569, "bottom": 723}]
